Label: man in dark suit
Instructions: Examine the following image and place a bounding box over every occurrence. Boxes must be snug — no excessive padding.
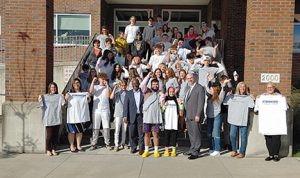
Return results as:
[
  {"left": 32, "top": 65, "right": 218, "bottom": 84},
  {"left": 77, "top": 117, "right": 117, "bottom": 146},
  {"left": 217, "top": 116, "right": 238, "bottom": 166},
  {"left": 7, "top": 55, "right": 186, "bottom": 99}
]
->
[
  {"left": 184, "top": 73, "right": 205, "bottom": 160},
  {"left": 123, "top": 79, "right": 144, "bottom": 155}
]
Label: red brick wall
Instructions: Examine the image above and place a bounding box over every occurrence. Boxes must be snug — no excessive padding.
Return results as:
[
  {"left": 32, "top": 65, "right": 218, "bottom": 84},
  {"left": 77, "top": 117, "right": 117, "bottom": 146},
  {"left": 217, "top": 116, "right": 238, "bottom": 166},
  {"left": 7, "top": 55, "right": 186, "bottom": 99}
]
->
[
  {"left": 54, "top": 46, "right": 87, "bottom": 62},
  {"left": 4, "top": 0, "right": 53, "bottom": 102},
  {"left": 0, "top": 0, "right": 4, "bottom": 39},
  {"left": 220, "top": 0, "right": 247, "bottom": 81},
  {"left": 54, "top": 0, "right": 101, "bottom": 35},
  {"left": 244, "top": 0, "right": 294, "bottom": 97}
]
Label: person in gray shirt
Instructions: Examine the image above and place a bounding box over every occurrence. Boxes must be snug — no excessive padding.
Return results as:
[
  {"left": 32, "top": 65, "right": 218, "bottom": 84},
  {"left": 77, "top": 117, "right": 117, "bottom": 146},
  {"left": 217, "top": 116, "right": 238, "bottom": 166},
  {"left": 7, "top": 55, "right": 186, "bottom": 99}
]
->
[
  {"left": 38, "top": 82, "right": 64, "bottom": 156},
  {"left": 223, "top": 81, "right": 255, "bottom": 158},
  {"left": 110, "top": 80, "right": 128, "bottom": 151}
]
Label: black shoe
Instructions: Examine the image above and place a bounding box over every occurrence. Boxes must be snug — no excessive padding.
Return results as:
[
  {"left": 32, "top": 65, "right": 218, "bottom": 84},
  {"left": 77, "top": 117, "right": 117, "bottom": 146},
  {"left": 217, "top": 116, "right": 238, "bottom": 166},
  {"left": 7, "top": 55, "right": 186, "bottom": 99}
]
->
[
  {"left": 265, "top": 156, "right": 274, "bottom": 161},
  {"left": 273, "top": 155, "right": 280, "bottom": 162},
  {"left": 131, "top": 149, "right": 138, "bottom": 154},
  {"left": 188, "top": 155, "right": 198, "bottom": 160}
]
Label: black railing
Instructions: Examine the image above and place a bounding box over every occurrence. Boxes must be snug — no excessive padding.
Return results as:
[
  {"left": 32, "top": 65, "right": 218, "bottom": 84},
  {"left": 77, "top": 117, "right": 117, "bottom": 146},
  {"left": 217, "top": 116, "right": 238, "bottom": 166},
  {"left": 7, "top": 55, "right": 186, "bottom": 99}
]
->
[{"left": 61, "top": 34, "right": 99, "bottom": 94}]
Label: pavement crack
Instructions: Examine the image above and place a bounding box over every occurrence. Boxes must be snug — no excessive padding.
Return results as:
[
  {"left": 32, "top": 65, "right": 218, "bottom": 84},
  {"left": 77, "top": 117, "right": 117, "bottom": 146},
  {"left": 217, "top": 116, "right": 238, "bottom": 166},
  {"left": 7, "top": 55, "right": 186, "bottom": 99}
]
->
[
  {"left": 138, "top": 158, "right": 144, "bottom": 178},
  {"left": 219, "top": 158, "right": 234, "bottom": 178},
  {"left": 44, "top": 154, "right": 72, "bottom": 178}
]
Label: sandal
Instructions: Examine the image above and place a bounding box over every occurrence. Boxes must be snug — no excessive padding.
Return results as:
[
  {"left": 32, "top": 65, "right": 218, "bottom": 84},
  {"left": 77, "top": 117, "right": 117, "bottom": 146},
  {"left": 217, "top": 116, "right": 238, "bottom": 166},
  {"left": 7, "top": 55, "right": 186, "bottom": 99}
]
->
[
  {"left": 46, "top": 151, "right": 52, "bottom": 156},
  {"left": 236, "top": 154, "right": 245, "bottom": 159},
  {"left": 70, "top": 148, "right": 77, "bottom": 153},
  {"left": 52, "top": 150, "right": 58, "bottom": 156}
]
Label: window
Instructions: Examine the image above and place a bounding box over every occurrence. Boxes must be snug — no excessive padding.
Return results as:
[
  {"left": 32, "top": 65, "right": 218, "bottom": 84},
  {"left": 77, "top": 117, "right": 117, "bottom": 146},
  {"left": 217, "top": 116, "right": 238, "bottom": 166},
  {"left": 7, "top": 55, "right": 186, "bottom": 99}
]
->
[
  {"left": 161, "top": 9, "right": 201, "bottom": 35},
  {"left": 54, "top": 14, "right": 91, "bottom": 37},
  {"left": 116, "top": 10, "right": 149, "bottom": 21},
  {"left": 162, "top": 10, "right": 201, "bottom": 22},
  {"left": 114, "top": 9, "right": 153, "bottom": 37},
  {"left": 294, "top": 23, "right": 300, "bottom": 53}
]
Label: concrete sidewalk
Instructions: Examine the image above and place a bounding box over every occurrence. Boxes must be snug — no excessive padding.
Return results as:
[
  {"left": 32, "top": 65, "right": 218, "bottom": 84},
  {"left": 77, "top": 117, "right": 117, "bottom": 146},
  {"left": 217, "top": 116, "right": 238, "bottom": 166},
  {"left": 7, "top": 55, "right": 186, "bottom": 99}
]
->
[{"left": 0, "top": 147, "right": 300, "bottom": 178}]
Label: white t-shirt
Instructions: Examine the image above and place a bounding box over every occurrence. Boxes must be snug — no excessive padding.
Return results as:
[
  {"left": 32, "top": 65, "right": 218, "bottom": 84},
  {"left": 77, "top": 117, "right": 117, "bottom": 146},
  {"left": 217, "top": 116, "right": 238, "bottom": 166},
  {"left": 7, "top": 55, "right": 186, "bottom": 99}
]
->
[
  {"left": 67, "top": 92, "right": 90, "bottom": 124},
  {"left": 93, "top": 85, "right": 110, "bottom": 113},
  {"left": 125, "top": 25, "right": 140, "bottom": 44},
  {"left": 149, "top": 54, "right": 165, "bottom": 71},
  {"left": 164, "top": 100, "right": 178, "bottom": 130},
  {"left": 254, "top": 94, "right": 288, "bottom": 135},
  {"left": 177, "top": 47, "right": 191, "bottom": 61}
]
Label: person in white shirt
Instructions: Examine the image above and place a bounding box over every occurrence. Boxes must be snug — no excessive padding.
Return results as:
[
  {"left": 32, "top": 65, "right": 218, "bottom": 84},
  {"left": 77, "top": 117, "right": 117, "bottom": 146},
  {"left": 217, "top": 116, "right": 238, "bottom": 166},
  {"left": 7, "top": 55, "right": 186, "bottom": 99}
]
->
[
  {"left": 89, "top": 73, "right": 112, "bottom": 150},
  {"left": 65, "top": 78, "right": 91, "bottom": 152},
  {"left": 124, "top": 16, "right": 140, "bottom": 48},
  {"left": 254, "top": 82, "right": 288, "bottom": 162},
  {"left": 177, "top": 38, "right": 191, "bottom": 61},
  {"left": 129, "top": 55, "right": 148, "bottom": 79},
  {"left": 147, "top": 44, "right": 166, "bottom": 71},
  {"left": 96, "top": 26, "right": 115, "bottom": 50}
]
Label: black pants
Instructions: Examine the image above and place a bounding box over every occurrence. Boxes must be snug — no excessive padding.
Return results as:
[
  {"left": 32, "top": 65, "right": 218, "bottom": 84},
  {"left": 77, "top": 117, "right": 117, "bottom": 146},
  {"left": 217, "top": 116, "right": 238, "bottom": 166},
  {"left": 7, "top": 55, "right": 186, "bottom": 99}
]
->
[
  {"left": 164, "top": 129, "right": 178, "bottom": 147},
  {"left": 265, "top": 135, "right": 281, "bottom": 156},
  {"left": 46, "top": 125, "right": 60, "bottom": 151},
  {"left": 129, "top": 114, "right": 144, "bottom": 151}
]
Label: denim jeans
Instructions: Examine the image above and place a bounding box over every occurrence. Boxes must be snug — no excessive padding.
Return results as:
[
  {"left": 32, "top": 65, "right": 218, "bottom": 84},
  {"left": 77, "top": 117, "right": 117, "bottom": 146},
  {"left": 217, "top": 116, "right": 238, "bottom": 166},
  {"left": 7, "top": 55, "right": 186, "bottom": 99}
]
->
[
  {"left": 230, "top": 124, "right": 248, "bottom": 155},
  {"left": 207, "top": 114, "right": 222, "bottom": 151}
]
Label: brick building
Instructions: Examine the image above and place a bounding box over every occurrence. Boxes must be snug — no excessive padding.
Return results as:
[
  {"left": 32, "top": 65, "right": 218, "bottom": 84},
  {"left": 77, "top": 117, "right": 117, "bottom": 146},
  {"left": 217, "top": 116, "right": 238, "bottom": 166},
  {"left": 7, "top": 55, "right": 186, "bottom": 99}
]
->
[{"left": 0, "top": 0, "right": 297, "bottom": 154}]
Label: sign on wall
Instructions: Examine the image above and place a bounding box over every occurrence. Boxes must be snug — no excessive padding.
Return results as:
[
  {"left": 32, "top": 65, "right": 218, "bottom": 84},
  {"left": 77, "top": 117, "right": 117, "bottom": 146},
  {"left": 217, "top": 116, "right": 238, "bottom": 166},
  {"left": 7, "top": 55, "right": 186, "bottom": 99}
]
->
[
  {"left": 260, "top": 73, "right": 280, "bottom": 83},
  {"left": 64, "top": 66, "right": 75, "bottom": 83}
]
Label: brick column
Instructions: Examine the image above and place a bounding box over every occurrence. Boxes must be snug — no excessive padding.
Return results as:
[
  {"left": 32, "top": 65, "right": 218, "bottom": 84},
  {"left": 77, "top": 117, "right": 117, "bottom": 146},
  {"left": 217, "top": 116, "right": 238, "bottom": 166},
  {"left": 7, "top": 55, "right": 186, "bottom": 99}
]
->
[
  {"left": 220, "top": 0, "right": 247, "bottom": 80},
  {"left": 244, "top": 0, "right": 294, "bottom": 97},
  {"left": 2, "top": 0, "right": 53, "bottom": 153},
  {"left": 5, "top": 0, "right": 53, "bottom": 101},
  {"left": 244, "top": 0, "right": 294, "bottom": 157}
]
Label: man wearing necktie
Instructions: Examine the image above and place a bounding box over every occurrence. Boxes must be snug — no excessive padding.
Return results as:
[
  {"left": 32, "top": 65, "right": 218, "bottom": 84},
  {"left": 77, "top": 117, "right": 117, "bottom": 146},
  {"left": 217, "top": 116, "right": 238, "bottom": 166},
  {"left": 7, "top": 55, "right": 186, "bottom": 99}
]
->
[{"left": 184, "top": 73, "right": 205, "bottom": 160}]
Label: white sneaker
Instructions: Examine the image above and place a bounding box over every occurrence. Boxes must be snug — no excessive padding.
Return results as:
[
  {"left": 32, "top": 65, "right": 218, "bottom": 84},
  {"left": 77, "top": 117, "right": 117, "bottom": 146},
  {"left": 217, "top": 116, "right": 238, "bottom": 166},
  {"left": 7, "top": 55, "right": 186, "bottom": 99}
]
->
[
  {"left": 210, "top": 151, "right": 220, "bottom": 156},
  {"left": 208, "top": 149, "right": 214, "bottom": 154}
]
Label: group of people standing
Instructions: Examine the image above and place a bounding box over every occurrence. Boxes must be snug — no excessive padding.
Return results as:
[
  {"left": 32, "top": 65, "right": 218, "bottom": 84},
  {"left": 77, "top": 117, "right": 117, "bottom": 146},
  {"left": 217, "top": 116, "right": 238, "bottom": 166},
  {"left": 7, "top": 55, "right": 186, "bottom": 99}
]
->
[{"left": 38, "top": 15, "right": 288, "bottom": 162}]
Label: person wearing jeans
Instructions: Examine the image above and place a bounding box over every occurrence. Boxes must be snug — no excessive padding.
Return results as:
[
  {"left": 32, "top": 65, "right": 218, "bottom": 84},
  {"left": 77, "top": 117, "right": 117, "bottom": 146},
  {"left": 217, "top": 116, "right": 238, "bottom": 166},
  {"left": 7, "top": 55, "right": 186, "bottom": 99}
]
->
[
  {"left": 230, "top": 125, "right": 248, "bottom": 156},
  {"left": 204, "top": 74, "right": 230, "bottom": 156},
  {"left": 207, "top": 114, "right": 223, "bottom": 153},
  {"left": 223, "top": 81, "right": 255, "bottom": 158}
]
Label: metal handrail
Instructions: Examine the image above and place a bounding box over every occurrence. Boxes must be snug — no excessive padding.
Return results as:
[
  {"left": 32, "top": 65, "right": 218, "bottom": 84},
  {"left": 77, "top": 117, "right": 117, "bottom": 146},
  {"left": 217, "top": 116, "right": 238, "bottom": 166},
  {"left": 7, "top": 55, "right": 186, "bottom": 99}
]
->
[{"left": 61, "top": 33, "right": 99, "bottom": 94}]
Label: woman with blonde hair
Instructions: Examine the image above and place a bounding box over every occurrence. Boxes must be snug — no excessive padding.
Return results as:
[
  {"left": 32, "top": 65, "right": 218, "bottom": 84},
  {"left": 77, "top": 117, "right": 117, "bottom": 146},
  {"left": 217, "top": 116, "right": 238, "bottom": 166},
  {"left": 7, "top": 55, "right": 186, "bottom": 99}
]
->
[
  {"left": 223, "top": 81, "right": 255, "bottom": 158},
  {"left": 127, "top": 68, "right": 142, "bottom": 90},
  {"left": 165, "top": 68, "right": 179, "bottom": 94}
]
